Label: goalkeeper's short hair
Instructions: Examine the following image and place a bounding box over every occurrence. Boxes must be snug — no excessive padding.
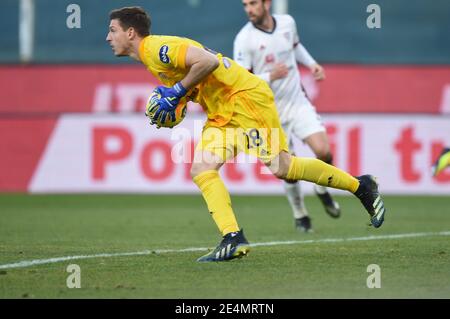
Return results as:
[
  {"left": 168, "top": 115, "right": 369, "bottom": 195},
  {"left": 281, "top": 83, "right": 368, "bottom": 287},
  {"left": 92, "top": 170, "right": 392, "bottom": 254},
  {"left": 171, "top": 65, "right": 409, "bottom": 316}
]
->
[{"left": 109, "top": 6, "right": 151, "bottom": 37}]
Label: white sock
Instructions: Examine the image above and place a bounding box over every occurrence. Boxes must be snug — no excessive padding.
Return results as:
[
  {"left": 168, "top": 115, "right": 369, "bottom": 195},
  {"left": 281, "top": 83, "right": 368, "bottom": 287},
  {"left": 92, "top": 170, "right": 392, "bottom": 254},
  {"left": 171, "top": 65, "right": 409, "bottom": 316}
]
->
[{"left": 283, "top": 181, "right": 309, "bottom": 219}]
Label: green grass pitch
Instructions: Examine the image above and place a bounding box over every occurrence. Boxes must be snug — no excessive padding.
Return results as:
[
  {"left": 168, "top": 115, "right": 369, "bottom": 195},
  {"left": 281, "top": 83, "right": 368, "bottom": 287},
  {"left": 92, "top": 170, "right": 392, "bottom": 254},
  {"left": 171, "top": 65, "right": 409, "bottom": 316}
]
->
[{"left": 0, "top": 194, "right": 449, "bottom": 298}]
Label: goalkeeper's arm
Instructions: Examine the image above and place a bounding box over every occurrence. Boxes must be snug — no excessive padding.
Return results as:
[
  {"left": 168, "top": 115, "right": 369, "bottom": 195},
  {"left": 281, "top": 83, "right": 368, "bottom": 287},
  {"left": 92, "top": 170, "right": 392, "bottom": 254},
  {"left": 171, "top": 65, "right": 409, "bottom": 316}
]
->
[
  {"left": 179, "top": 46, "right": 219, "bottom": 90},
  {"left": 155, "top": 45, "right": 219, "bottom": 114}
]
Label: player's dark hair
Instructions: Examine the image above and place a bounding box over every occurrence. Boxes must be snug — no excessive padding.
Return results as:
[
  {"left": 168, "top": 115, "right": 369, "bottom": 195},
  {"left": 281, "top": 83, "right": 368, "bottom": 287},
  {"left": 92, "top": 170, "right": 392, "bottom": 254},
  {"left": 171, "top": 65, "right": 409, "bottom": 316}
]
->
[{"left": 109, "top": 7, "right": 151, "bottom": 37}]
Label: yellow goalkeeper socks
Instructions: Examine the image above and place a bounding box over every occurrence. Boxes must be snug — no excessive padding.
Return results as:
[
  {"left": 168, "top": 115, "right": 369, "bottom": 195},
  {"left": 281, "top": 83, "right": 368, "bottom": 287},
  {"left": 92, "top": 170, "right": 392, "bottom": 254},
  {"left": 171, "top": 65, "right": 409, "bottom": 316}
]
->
[
  {"left": 286, "top": 157, "right": 360, "bottom": 193},
  {"left": 193, "top": 170, "right": 240, "bottom": 236}
]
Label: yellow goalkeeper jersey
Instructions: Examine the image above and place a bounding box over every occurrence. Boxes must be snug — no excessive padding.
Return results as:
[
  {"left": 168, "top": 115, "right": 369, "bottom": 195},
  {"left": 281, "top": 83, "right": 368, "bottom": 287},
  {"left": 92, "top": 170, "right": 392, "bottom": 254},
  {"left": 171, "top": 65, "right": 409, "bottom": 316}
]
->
[{"left": 138, "top": 35, "right": 262, "bottom": 126}]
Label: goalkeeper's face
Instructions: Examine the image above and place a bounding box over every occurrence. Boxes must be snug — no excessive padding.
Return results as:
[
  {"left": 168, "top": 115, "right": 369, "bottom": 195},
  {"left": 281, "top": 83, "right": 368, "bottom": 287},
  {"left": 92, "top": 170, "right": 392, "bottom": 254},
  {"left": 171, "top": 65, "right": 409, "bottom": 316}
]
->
[{"left": 106, "top": 19, "right": 132, "bottom": 57}]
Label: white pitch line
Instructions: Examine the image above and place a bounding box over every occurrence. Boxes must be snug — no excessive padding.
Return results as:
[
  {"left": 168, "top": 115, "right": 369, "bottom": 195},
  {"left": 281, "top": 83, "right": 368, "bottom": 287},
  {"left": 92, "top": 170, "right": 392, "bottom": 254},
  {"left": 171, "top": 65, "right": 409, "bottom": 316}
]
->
[{"left": 1, "top": 231, "right": 449, "bottom": 270}]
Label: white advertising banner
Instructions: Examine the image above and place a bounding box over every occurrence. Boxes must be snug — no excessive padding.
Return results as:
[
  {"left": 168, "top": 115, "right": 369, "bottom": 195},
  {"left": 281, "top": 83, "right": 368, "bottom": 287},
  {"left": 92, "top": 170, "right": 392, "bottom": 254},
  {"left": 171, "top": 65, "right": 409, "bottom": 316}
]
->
[{"left": 29, "top": 114, "right": 450, "bottom": 194}]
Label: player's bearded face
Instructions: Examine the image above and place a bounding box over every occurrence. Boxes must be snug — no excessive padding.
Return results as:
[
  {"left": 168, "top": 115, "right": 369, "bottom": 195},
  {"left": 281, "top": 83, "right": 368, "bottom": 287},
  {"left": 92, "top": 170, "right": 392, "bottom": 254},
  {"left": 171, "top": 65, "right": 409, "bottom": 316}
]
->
[
  {"left": 244, "top": 0, "right": 268, "bottom": 26},
  {"left": 106, "top": 19, "right": 131, "bottom": 57}
]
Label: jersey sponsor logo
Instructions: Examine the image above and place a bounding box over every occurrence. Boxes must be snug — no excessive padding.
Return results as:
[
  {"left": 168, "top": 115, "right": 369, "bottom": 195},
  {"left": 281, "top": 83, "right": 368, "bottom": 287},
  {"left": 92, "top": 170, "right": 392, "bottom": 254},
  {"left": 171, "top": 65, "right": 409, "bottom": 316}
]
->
[
  {"left": 159, "top": 45, "right": 170, "bottom": 64},
  {"left": 222, "top": 57, "right": 231, "bottom": 69}
]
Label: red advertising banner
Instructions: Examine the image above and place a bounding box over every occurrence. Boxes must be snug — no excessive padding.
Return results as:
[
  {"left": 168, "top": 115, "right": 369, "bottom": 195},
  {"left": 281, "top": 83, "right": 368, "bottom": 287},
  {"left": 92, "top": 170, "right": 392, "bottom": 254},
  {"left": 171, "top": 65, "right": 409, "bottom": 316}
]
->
[
  {"left": 0, "top": 118, "right": 57, "bottom": 190},
  {"left": 1, "top": 65, "right": 450, "bottom": 114},
  {"left": 1, "top": 114, "right": 449, "bottom": 193}
]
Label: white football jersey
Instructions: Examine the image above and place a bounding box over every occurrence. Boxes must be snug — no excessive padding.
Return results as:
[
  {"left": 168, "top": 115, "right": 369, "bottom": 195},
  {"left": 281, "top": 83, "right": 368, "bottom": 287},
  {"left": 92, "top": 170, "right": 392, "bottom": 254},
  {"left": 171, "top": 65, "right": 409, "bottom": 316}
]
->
[{"left": 234, "top": 14, "right": 312, "bottom": 123}]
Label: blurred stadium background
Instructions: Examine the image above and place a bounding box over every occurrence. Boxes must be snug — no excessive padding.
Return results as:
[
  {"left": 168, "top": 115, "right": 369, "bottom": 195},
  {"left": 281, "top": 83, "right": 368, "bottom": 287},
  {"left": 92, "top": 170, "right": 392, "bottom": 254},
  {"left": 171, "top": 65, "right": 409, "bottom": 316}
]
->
[
  {"left": 1, "top": 0, "right": 450, "bottom": 194},
  {"left": 1, "top": 0, "right": 449, "bottom": 299}
]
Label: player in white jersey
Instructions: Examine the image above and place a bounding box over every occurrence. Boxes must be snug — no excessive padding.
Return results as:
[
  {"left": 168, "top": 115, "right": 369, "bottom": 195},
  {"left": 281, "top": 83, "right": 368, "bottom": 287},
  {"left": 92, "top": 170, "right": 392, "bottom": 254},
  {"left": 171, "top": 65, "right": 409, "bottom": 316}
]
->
[{"left": 234, "top": 0, "right": 340, "bottom": 232}]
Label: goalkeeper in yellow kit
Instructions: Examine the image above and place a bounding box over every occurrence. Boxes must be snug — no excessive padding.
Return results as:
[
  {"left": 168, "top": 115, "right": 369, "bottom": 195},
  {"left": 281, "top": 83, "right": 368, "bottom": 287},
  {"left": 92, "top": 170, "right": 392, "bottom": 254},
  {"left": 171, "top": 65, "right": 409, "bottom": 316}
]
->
[{"left": 107, "top": 7, "right": 387, "bottom": 262}]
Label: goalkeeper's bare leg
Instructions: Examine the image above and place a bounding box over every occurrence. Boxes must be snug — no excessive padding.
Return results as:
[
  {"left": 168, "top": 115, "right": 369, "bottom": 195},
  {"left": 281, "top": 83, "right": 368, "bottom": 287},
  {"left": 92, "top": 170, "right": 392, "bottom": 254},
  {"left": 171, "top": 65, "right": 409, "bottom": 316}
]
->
[{"left": 266, "top": 151, "right": 386, "bottom": 228}]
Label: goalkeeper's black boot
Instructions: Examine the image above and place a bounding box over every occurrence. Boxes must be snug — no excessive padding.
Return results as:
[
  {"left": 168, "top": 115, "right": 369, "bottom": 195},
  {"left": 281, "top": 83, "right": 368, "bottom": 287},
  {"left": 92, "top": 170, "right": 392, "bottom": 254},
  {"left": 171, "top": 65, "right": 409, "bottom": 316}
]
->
[
  {"left": 354, "top": 175, "right": 386, "bottom": 228},
  {"left": 197, "top": 229, "right": 250, "bottom": 262}
]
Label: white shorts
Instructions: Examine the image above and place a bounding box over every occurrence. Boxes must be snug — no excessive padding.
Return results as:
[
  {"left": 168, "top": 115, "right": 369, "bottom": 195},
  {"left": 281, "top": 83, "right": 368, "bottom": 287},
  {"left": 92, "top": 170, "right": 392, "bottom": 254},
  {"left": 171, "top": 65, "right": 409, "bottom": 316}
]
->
[{"left": 281, "top": 102, "right": 326, "bottom": 145}]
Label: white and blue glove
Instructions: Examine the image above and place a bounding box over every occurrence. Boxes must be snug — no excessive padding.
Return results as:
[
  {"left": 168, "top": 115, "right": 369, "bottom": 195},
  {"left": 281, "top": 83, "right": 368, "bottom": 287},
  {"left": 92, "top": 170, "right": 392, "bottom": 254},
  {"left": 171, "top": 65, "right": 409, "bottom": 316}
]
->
[{"left": 153, "top": 82, "right": 187, "bottom": 125}]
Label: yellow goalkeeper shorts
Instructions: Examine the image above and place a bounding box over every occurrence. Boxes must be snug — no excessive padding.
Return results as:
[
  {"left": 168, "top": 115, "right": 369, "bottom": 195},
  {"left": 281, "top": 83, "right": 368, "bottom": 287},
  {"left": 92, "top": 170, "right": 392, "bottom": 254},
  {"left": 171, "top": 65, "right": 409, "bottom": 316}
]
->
[{"left": 196, "top": 84, "right": 289, "bottom": 163}]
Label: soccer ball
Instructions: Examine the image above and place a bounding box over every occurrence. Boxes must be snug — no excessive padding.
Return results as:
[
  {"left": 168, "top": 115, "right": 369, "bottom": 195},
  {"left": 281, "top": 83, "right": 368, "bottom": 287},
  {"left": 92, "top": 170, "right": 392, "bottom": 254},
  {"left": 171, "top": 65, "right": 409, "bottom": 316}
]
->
[{"left": 145, "top": 89, "right": 187, "bottom": 128}]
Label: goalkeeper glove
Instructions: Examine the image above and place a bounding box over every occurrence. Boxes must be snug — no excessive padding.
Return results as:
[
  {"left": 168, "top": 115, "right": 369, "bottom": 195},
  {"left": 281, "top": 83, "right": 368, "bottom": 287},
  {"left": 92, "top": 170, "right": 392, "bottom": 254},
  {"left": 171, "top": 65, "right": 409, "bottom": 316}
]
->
[{"left": 153, "top": 82, "right": 187, "bottom": 124}]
